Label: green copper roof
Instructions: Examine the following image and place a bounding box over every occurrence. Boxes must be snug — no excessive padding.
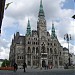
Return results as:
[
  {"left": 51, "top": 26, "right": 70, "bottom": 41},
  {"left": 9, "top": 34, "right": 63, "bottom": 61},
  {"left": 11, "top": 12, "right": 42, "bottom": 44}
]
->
[
  {"left": 51, "top": 23, "right": 57, "bottom": 39},
  {"left": 26, "top": 19, "right": 31, "bottom": 36},
  {"left": 38, "top": 0, "right": 45, "bottom": 17}
]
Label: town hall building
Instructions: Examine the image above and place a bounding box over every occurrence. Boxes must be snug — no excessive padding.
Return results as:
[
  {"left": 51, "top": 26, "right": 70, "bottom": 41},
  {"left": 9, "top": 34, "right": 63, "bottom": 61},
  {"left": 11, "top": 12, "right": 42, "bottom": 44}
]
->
[{"left": 9, "top": 0, "right": 64, "bottom": 68}]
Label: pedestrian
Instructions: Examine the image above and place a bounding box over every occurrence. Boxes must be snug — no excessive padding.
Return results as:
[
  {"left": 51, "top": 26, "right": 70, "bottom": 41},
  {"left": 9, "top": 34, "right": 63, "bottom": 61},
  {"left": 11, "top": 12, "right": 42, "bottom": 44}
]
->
[
  {"left": 13, "top": 63, "right": 18, "bottom": 72},
  {"left": 23, "top": 62, "right": 27, "bottom": 72}
]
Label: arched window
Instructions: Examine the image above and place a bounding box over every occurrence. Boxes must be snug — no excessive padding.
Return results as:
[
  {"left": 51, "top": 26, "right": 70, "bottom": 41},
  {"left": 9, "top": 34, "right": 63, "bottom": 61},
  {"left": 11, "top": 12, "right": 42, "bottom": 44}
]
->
[
  {"left": 60, "top": 52, "right": 61, "bottom": 55},
  {"left": 28, "top": 47, "right": 31, "bottom": 53},
  {"left": 48, "top": 43, "right": 49, "bottom": 45},
  {"left": 54, "top": 43, "right": 56, "bottom": 46},
  {"left": 36, "top": 47, "right": 39, "bottom": 53},
  {"left": 54, "top": 48, "right": 57, "bottom": 54},
  {"left": 36, "top": 42, "right": 37, "bottom": 45},
  {"left": 50, "top": 48, "right": 53, "bottom": 54},
  {"left": 32, "top": 47, "right": 35, "bottom": 53},
  {"left": 47, "top": 48, "right": 49, "bottom": 53},
  {"left": 28, "top": 41, "right": 29, "bottom": 44},
  {"left": 34, "top": 42, "right": 35, "bottom": 45}
]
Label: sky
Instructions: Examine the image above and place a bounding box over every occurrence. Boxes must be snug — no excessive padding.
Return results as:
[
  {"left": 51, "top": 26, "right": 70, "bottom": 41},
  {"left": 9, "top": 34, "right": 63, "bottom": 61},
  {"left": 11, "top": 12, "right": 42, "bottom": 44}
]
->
[{"left": 0, "top": 0, "right": 75, "bottom": 59}]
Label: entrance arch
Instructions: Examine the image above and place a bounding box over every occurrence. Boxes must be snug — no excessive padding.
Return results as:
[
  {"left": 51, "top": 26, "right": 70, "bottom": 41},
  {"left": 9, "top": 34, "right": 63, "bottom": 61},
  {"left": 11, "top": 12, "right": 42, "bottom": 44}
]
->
[{"left": 42, "top": 60, "right": 46, "bottom": 67}]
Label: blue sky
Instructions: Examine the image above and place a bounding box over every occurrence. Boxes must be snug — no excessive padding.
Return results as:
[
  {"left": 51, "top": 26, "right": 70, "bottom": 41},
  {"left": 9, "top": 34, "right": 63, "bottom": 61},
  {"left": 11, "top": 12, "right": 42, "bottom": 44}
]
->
[
  {"left": 0, "top": 0, "right": 75, "bottom": 59},
  {"left": 63, "top": 0, "right": 74, "bottom": 9}
]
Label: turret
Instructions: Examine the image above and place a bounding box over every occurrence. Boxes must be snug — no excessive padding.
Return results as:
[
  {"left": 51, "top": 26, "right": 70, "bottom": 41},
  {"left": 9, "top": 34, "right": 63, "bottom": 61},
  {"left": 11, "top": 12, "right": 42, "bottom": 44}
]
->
[
  {"left": 26, "top": 19, "right": 31, "bottom": 36},
  {"left": 51, "top": 22, "right": 57, "bottom": 39}
]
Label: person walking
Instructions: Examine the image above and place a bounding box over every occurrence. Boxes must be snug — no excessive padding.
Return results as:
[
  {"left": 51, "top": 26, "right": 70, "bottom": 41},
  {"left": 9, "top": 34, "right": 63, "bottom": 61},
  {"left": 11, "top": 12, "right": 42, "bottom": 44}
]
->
[
  {"left": 23, "top": 62, "right": 27, "bottom": 72},
  {"left": 13, "top": 63, "right": 18, "bottom": 72}
]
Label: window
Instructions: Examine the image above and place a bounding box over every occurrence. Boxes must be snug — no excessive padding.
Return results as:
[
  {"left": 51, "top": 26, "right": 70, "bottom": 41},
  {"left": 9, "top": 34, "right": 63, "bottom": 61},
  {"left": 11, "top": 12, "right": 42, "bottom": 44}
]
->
[
  {"left": 28, "top": 41, "right": 31, "bottom": 44},
  {"left": 34, "top": 38, "right": 35, "bottom": 40},
  {"left": 50, "top": 48, "right": 53, "bottom": 54},
  {"left": 36, "top": 47, "right": 39, "bottom": 53},
  {"left": 17, "top": 56, "right": 19, "bottom": 59},
  {"left": 34, "top": 42, "right": 35, "bottom": 45},
  {"left": 60, "top": 52, "right": 61, "bottom": 55},
  {"left": 50, "top": 43, "right": 52, "bottom": 46},
  {"left": 54, "top": 43, "right": 56, "bottom": 46},
  {"left": 54, "top": 48, "right": 57, "bottom": 54},
  {"left": 28, "top": 41, "right": 29, "bottom": 44},
  {"left": 22, "top": 56, "right": 23, "bottom": 59},
  {"left": 33, "top": 56, "right": 36, "bottom": 59},
  {"left": 28, "top": 47, "right": 31, "bottom": 53},
  {"left": 20, "top": 56, "right": 21, "bottom": 59},
  {"left": 36, "top": 42, "right": 37, "bottom": 45},
  {"left": 27, "top": 54, "right": 31, "bottom": 59},
  {"left": 32, "top": 47, "right": 35, "bottom": 53},
  {"left": 48, "top": 43, "right": 49, "bottom": 45},
  {"left": 55, "top": 56, "right": 57, "bottom": 59},
  {"left": 47, "top": 48, "right": 49, "bottom": 53}
]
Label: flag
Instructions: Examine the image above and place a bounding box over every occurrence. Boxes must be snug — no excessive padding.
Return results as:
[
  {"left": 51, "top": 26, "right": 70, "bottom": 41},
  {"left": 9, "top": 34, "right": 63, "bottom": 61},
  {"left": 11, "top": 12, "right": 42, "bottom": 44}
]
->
[{"left": 5, "top": 2, "right": 13, "bottom": 10}]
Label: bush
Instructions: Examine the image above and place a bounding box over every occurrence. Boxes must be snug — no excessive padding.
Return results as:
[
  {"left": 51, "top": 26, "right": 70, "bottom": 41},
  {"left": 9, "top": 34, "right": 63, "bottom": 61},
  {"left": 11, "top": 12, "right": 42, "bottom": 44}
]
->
[{"left": 1, "top": 59, "right": 10, "bottom": 67}]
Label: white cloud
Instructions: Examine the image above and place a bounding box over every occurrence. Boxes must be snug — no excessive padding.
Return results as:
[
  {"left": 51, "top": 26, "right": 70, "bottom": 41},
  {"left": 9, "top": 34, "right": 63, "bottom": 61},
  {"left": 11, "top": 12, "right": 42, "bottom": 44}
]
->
[{"left": 0, "top": 0, "right": 75, "bottom": 59}]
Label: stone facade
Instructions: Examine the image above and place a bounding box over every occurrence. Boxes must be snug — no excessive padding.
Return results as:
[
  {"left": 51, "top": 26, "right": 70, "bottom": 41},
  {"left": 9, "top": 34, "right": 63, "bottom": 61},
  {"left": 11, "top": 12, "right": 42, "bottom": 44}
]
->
[{"left": 9, "top": 0, "right": 64, "bottom": 68}]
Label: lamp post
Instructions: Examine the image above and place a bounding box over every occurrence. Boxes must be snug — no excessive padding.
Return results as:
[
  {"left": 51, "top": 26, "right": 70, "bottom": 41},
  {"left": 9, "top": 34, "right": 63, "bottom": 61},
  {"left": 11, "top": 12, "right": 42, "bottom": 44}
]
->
[{"left": 64, "top": 33, "right": 71, "bottom": 66}]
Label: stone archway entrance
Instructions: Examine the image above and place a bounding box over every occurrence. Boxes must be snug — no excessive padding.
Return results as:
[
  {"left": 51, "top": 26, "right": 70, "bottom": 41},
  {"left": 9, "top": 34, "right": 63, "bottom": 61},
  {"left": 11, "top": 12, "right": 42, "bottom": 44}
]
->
[{"left": 42, "top": 60, "right": 46, "bottom": 67}]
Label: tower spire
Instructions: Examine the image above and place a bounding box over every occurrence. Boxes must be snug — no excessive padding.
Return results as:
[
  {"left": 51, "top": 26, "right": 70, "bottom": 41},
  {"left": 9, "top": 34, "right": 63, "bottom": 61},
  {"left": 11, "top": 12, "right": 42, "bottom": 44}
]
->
[
  {"left": 38, "top": 0, "right": 45, "bottom": 17},
  {"left": 51, "top": 22, "right": 57, "bottom": 39},
  {"left": 26, "top": 19, "right": 31, "bottom": 36}
]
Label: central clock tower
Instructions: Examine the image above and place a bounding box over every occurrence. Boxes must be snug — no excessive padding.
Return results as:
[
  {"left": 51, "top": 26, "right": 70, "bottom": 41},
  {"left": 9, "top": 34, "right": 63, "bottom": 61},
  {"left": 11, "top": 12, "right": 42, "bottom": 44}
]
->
[{"left": 37, "top": 0, "right": 47, "bottom": 39}]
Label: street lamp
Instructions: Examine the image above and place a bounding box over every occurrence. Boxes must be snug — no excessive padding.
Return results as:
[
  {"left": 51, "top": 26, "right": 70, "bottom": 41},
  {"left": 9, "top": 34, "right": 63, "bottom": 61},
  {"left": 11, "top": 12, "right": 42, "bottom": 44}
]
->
[{"left": 64, "top": 33, "right": 71, "bottom": 66}]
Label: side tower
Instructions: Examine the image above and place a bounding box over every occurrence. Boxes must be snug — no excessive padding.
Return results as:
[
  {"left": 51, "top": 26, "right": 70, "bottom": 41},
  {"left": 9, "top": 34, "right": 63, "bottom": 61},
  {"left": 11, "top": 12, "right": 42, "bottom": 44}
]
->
[{"left": 26, "top": 19, "right": 31, "bottom": 36}]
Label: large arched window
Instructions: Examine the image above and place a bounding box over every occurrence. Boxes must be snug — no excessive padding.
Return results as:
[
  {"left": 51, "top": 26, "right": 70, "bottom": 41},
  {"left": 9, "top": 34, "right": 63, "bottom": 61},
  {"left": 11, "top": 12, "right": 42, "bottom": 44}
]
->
[
  {"left": 28, "top": 47, "right": 31, "bottom": 53},
  {"left": 36, "top": 47, "right": 39, "bottom": 53},
  {"left": 47, "top": 48, "right": 49, "bottom": 53},
  {"left": 54, "top": 48, "right": 57, "bottom": 54},
  {"left": 50, "top": 48, "right": 53, "bottom": 54},
  {"left": 32, "top": 47, "right": 35, "bottom": 53}
]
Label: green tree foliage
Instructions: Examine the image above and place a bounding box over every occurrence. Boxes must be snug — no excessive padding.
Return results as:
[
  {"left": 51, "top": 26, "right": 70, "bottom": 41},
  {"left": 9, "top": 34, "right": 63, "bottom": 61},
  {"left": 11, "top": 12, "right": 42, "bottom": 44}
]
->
[{"left": 1, "top": 59, "right": 10, "bottom": 67}]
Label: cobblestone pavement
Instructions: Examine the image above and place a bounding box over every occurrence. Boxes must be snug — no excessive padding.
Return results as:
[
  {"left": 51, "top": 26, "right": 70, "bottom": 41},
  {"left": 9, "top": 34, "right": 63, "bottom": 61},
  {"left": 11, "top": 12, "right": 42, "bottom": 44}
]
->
[{"left": 0, "top": 68, "right": 75, "bottom": 75}]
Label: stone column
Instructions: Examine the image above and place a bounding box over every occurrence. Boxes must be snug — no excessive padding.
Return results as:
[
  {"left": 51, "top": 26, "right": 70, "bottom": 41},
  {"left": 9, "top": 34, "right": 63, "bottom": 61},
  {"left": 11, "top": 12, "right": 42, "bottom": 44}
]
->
[
  {"left": 31, "top": 55, "right": 33, "bottom": 68},
  {"left": 53, "top": 56, "right": 55, "bottom": 68},
  {"left": 58, "top": 56, "right": 59, "bottom": 68},
  {"left": 40, "top": 59, "right": 42, "bottom": 69},
  {"left": 26, "top": 55, "right": 27, "bottom": 65}
]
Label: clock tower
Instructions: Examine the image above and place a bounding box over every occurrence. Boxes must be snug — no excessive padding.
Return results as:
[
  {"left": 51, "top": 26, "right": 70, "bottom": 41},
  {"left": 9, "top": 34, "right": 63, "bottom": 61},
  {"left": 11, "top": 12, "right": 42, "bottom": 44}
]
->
[
  {"left": 37, "top": 0, "right": 48, "bottom": 67},
  {"left": 37, "top": 0, "right": 47, "bottom": 39}
]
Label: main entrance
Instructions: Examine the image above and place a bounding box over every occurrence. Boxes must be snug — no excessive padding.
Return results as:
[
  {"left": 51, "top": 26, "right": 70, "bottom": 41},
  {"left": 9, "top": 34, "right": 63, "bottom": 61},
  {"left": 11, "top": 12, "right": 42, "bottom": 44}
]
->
[{"left": 42, "top": 60, "right": 46, "bottom": 67}]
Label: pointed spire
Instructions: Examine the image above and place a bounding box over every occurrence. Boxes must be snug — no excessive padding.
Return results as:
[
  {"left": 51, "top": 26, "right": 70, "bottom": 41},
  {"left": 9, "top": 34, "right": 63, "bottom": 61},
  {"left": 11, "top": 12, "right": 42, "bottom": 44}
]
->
[
  {"left": 51, "top": 22, "right": 57, "bottom": 39},
  {"left": 14, "top": 33, "right": 15, "bottom": 39},
  {"left": 26, "top": 19, "right": 31, "bottom": 36},
  {"left": 38, "top": 0, "right": 45, "bottom": 17}
]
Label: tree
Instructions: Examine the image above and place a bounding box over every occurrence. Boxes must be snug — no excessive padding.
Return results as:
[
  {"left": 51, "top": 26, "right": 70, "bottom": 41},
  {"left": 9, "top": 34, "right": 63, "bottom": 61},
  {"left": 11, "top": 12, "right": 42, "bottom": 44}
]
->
[{"left": 1, "top": 59, "right": 10, "bottom": 67}]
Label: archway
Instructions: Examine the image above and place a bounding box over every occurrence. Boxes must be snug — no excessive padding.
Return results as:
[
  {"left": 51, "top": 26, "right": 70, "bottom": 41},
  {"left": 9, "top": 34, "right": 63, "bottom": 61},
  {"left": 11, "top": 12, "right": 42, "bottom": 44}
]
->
[{"left": 42, "top": 60, "right": 46, "bottom": 67}]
